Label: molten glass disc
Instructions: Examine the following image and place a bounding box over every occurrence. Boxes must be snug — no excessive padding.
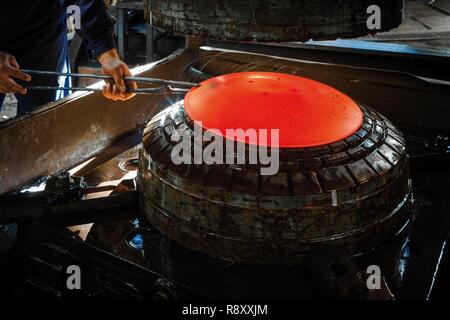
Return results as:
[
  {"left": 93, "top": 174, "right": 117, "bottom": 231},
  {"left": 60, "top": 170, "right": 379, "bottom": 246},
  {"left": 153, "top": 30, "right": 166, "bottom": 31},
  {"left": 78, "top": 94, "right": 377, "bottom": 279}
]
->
[{"left": 184, "top": 72, "right": 363, "bottom": 148}]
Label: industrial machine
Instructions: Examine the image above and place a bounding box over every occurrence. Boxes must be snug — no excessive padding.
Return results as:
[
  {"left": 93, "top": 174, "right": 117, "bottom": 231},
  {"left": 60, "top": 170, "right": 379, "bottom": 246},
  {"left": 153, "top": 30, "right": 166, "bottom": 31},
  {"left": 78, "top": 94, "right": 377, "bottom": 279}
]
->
[{"left": 0, "top": 0, "right": 449, "bottom": 300}]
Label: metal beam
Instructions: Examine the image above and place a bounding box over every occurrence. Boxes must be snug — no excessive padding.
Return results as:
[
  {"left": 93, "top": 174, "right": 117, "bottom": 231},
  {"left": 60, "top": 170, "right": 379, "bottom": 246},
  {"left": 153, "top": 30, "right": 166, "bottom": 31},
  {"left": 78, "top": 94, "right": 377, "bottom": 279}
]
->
[{"left": 0, "top": 49, "right": 195, "bottom": 195}]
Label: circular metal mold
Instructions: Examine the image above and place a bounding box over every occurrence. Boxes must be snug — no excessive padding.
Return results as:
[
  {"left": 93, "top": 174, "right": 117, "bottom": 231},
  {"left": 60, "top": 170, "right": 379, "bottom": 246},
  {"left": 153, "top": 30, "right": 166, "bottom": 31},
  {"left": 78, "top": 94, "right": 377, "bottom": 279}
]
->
[
  {"left": 138, "top": 75, "right": 412, "bottom": 264},
  {"left": 148, "top": 0, "right": 404, "bottom": 42},
  {"left": 185, "top": 72, "right": 363, "bottom": 148}
]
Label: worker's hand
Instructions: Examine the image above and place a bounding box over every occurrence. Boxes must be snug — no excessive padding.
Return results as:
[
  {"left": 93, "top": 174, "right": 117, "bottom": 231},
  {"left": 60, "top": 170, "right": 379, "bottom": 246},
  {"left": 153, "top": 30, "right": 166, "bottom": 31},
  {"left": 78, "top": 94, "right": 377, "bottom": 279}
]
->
[
  {"left": 98, "top": 49, "right": 137, "bottom": 101},
  {"left": 0, "top": 52, "right": 31, "bottom": 95}
]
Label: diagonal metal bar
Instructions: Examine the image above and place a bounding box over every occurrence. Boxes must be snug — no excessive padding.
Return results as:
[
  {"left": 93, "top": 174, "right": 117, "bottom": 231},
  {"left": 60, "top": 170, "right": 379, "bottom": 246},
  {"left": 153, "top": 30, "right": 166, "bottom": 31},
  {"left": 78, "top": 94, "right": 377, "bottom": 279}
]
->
[{"left": 0, "top": 49, "right": 194, "bottom": 195}]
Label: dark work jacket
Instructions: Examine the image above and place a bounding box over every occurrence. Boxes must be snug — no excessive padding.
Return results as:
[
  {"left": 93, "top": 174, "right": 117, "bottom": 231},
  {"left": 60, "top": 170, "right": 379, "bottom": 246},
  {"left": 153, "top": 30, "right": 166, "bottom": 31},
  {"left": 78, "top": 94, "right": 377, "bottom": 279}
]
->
[
  {"left": 0, "top": 0, "right": 115, "bottom": 113},
  {"left": 0, "top": 0, "right": 115, "bottom": 59}
]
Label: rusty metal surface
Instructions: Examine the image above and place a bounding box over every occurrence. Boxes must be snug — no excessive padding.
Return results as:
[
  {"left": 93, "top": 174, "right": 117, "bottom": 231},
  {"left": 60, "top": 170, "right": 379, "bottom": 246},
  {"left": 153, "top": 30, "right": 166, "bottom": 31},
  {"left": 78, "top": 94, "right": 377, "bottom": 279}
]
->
[
  {"left": 148, "top": 0, "right": 404, "bottom": 41},
  {"left": 0, "top": 49, "right": 196, "bottom": 195},
  {"left": 138, "top": 98, "right": 412, "bottom": 264}
]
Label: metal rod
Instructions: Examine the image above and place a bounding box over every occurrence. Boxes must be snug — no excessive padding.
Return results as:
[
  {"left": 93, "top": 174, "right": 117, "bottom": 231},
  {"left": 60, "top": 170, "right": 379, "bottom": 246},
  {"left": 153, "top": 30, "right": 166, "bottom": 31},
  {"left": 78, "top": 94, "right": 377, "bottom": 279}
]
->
[
  {"left": 24, "top": 86, "right": 189, "bottom": 95},
  {"left": 21, "top": 69, "right": 199, "bottom": 88}
]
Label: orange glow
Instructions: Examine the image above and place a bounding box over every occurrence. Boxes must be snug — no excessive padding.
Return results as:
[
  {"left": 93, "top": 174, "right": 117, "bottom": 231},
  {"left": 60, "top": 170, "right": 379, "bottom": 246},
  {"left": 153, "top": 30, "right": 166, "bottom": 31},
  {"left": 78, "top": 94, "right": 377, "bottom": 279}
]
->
[{"left": 184, "top": 72, "right": 363, "bottom": 148}]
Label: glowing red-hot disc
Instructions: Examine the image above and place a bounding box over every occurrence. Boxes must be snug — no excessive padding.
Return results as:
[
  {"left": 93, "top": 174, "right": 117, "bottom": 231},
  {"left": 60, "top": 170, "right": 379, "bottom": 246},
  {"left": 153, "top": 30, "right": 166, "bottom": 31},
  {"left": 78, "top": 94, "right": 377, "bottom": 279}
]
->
[{"left": 184, "top": 72, "right": 363, "bottom": 148}]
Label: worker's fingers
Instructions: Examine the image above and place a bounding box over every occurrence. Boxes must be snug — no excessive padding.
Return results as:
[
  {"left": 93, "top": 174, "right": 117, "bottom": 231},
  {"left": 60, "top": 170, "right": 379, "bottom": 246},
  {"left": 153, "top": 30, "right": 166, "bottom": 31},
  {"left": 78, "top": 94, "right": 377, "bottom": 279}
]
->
[
  {"left": 8, "top": 55, "right": 20, "bottom": 69},
  {"left": 0, "top": 83, "right": 9, "bottom": 93},
  {"left": 0, "top": 75, "right": 27, "bottom": 94},
  {"left": 119, "top": 64, "right": 136, "bottom": 100},
  {"left": 112, "top": 66, "right": 126, "bottom": 93},
  {"left": 5, "top": 66, "right": 31, "bottom": 82},
  {"left": 112, "top": 84, "right": 119, "bottom": 96},
  {"left": 104, "top": 82, "right": 122, "bottom": 101},
  {"left": 120, "top": 91, "right": 134, "bottom": 100},
  {"left": 102, "top": 82, "right": 115, "bottom": 100},
  {"left": 0, "top": 53, "right": 27, "bottom": 93},
  {"left": 106, "top": 82, "right": 113, "bottom": 97},
  {"left": 112, "top": 84, "right": 126, "bottom": 101},
  {"left": 105, "top": 83, "right": 128, "bottom": 101},
  {"left": 6, "top": 77, "right": 27, "bottom": 94},
  {"left": 102, "top": 84, "right": 109, "bottom": 99},
  {"left": 121, "top": 64, "right": 137, "bottom": 89}
]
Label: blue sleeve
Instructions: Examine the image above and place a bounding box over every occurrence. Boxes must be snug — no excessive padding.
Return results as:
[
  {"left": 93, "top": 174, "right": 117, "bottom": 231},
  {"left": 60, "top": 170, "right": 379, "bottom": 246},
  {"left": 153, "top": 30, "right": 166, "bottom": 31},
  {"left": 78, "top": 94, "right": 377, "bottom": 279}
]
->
[{"left": 73, "top": 0, "right": 116, "bottom": 58}]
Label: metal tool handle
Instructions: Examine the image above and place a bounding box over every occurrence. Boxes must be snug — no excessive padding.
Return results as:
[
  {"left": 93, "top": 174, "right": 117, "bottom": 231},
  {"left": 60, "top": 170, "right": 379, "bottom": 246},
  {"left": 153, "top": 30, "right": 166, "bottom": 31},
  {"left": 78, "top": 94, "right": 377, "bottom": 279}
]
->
[
  {"left": 23, "top": 85, "right": 190, "bottom": 95},
  {"left": 21, "top": 69, "right": 198, "bottom": 94},
  {"left": 21, "top": 69, "right": 199, "bottom": 88}
]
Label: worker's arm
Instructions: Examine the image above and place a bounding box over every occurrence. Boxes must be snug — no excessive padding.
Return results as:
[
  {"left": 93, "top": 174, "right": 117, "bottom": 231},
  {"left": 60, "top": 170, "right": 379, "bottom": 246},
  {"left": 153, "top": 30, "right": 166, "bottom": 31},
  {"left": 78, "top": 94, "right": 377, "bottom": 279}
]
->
[
  {"left": 0, "top": 52, "right": 31, "bottom": 94},
  {"left": 74, "top": 0, "right": 136, "bottom": 101}
]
